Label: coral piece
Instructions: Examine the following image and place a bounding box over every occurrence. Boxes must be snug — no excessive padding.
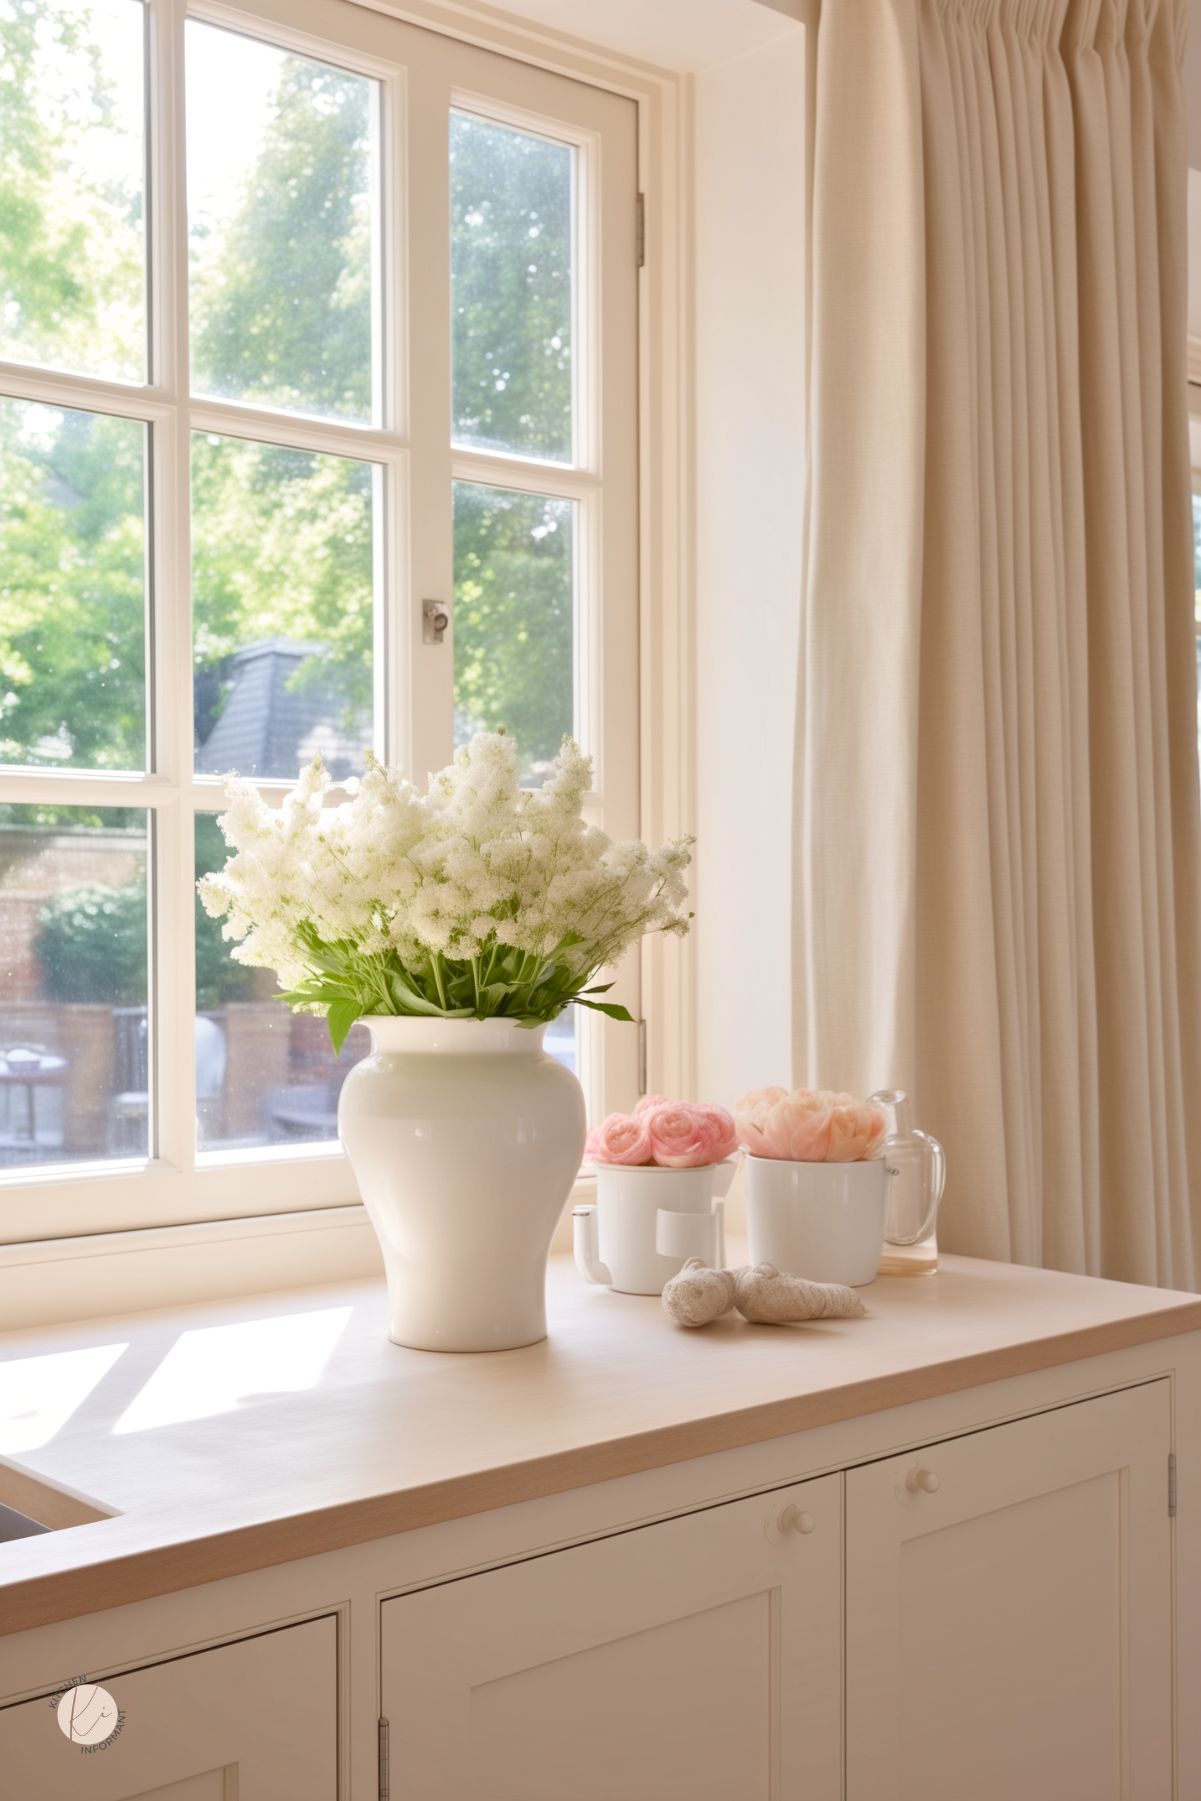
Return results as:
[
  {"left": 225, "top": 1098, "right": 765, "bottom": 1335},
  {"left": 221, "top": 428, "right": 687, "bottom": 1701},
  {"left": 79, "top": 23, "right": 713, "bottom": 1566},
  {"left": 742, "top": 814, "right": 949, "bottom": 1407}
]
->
[
  {"left": 662, "top": 1258, "right": 737, "bottom": 1327},
  {"left": 733, "top": 1262, "right": 866, "bottom": 1324}
]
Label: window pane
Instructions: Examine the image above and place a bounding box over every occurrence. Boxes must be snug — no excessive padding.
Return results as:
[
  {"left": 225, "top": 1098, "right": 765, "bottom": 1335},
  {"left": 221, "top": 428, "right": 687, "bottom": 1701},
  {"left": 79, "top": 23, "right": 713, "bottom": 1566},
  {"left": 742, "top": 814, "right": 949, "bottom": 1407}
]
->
[
  {"left": 192, "top": 434, "right": 375, "bottom": 781},
  {"left": 453, "top": 482, "right": 574, "bottom": 786},
  {"left": 186, "top": 21, "right": 377, "bottom": 424},
  {"left": 0, "top": 399, "right": 146, "bottom": 771},
  {"left": 451, "top": 111, "right": 574, "bottom": 463},
  {"left": 545, "top": 1002, "right": 577, "bottom": 1077},
  {"left": 0, "top": 0, "right": 146, "bottom": 381},
  {"left": 0, "top": 805, "right": 148, "bottom": 1167},
  {"left": 194, "top": 814, "right": 369, "bottom": 1153}
]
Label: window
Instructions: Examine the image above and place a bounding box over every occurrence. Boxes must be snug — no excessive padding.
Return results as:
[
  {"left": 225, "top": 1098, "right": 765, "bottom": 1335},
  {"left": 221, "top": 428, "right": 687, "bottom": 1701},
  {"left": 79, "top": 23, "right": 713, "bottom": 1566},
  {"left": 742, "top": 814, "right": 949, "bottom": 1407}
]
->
[{"left": 0, "top": 0, "right": 639, "bottom": 1239}]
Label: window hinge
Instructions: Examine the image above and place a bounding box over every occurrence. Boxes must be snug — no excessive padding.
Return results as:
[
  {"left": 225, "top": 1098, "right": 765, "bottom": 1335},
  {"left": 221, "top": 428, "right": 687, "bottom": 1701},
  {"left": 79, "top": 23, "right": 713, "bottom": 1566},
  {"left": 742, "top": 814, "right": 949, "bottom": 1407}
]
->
[
  {"left": 636, "top": 192, "right": 646, "bottom": 268},
  {"left": 379, "top": 1716, "right": 390, "bottom": 1801},
  {"left": 1169, "top": 1452, "right": 1177, "bottom": 1519},
  {"left": 637, "top": 1017, "right": 648, "bottom": 1096}
]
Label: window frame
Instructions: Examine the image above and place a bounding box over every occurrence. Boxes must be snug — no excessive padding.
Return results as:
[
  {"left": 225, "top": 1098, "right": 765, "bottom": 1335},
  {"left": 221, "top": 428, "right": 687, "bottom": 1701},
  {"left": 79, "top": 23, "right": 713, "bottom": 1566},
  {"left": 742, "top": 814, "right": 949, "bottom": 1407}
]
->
[{"left": 0, "top": 0, "right": 684, "bottom": 1253}]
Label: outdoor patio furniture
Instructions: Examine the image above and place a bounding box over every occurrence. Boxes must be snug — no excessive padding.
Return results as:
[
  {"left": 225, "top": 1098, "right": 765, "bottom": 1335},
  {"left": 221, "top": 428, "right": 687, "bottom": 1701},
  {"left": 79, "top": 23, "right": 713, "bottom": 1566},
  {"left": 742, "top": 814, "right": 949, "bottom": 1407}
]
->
[{"left": 0, "top": 1046, "right": 67, "bottom": 1151}]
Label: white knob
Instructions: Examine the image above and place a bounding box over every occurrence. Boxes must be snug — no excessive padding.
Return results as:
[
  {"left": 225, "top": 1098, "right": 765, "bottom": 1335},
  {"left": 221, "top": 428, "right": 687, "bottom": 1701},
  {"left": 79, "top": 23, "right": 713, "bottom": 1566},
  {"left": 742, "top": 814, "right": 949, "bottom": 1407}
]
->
[
  {"left": 906, "top": 1467, "right": 941, "bottom": 1495},
  {"left": 778, "top": 1504, "right": 817, "bottom": 1535}
]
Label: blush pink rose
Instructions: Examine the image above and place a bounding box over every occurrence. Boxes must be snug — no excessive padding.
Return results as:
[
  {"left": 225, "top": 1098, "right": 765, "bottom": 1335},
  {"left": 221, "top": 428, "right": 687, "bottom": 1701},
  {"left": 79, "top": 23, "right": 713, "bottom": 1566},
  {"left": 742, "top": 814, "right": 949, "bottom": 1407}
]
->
[
  {"left": 693, "top": 1103, "right": 738, "bottom": 1162},
  {"left": 735, "top": 1086, "right": 886, "bottom": 1162},
  {"left": 643, "top": 1101, "right": 730, "bottom": 1168},
  {"left": 632, "top": 1093, "right": 670, "bottom": 1119},
  {"left": 760, "top": 1090, "right": 833, "bottom": 1161},
  {"left": 586, "top": 1111, "right": 654, "bottom": 1166},
  {"left": 731, "top": 1088, "right": 790, "bottom": 1157},
  {"left": 824, "top": 1093, "right": 887, "bottom": 1162}
]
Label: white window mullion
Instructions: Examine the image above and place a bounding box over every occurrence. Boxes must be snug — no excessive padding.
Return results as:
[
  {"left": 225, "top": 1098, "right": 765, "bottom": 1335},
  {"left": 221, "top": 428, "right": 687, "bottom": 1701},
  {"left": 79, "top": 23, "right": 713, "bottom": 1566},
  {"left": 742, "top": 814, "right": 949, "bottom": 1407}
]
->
[
  {"left": 405, "top": 68, "right": 455, "bottom": 781},
  {"left": 187, "top": 398, "right": 406, "bottom": 463},
  {"left": 0, "top": 772, "right": 177, "bottom": 809},
  {"left": 148, "top": 0, "right": 196, "bottom": 1178},
  {"left": 0, "top": 362, "right": 174, "bottom": 421},
  {"left": 448, "top": 448, "right": 600, "bottom": 501}
]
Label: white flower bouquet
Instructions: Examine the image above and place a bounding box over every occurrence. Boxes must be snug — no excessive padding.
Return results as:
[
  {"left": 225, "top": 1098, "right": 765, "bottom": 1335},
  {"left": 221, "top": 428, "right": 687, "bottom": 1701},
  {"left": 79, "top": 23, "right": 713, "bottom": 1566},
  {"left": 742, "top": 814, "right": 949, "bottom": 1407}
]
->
[{"left": 198, "top": 733, "right": 692, "bottom": 1052}]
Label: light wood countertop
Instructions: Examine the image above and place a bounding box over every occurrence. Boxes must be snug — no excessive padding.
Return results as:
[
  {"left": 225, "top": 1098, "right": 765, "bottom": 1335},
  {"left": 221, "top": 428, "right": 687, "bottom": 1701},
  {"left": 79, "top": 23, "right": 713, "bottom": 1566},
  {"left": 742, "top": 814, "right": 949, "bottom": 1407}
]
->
[{"left": 0, "top": 1253, "right": 1198, "bottom": 1637}]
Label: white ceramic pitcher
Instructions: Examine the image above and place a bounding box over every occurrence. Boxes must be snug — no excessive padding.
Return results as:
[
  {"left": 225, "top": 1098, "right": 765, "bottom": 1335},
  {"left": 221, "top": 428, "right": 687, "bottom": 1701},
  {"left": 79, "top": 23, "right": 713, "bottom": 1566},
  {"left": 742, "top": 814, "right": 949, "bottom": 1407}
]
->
[{"left": 572, "top": 1162, "right": 735, "bottom": 1295}]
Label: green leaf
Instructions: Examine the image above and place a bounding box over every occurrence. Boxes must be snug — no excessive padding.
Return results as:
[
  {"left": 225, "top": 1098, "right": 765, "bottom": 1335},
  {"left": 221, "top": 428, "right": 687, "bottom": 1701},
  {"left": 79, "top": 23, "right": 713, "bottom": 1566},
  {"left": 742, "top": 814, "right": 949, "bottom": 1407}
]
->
[
  {"left": 574, "top": 997, "right": 636, "bottom": 1023},
  {"left": 326, "top": 997, "right": 362, "bottom": 1056},
  {"left": 387, "top": 969, "right": 472, "bottom": 1019}
]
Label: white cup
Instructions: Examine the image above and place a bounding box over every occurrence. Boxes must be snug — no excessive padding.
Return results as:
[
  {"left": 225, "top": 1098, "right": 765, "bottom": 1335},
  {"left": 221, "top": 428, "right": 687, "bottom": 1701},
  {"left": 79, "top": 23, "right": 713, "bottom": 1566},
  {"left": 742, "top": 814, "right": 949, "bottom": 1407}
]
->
[
  {"left": 746, "top": 1155, "right": 886, "bottom": 1286},
  {"left": 573, "top": 1162, "right": 734, "bottom": 1295}
]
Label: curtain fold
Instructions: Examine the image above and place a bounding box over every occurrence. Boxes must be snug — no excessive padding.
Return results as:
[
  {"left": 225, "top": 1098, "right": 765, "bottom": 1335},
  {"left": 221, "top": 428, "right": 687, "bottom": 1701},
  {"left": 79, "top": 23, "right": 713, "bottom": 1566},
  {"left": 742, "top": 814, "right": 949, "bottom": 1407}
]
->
[{"left": 796, "top": 0, "right": 1201, "bottom": 1286}]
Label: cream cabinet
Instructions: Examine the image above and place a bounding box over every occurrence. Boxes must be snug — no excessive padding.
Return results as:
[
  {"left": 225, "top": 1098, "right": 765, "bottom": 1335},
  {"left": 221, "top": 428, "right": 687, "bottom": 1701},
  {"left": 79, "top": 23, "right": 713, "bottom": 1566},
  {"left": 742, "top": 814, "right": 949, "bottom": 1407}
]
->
[
  {"left": 380, "top": 1382, "right": 1175, "bottom": 1801},
  {"left": 0, "top": 1615, "right": 337, "bottom": 1801},
  {"left": 845, "top": 1380, "right": 1173, "bottom": 1801},
  {"left": 380, "top": 1475, "right": 843, "bottom": 1800}
]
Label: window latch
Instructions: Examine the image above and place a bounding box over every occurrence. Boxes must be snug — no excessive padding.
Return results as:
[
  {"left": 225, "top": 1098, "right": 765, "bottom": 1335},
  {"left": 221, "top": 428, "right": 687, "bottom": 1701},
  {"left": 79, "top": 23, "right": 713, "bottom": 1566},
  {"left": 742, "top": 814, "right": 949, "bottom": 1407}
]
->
[{"left": 423, "top": 598, "right": 450, "bottom": 645}]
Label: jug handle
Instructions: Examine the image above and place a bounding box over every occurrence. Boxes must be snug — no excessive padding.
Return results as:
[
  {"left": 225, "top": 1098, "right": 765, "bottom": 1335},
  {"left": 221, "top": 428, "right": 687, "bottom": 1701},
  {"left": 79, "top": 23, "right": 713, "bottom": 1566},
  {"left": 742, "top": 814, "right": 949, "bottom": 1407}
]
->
[{"left": 911, "top": 1133, "right": 946, "bottom": 1242}]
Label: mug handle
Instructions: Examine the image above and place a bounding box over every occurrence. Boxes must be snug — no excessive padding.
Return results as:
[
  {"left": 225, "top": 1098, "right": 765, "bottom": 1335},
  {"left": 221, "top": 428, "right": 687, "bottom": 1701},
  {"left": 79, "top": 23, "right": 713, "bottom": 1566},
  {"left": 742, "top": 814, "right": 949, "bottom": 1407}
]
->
[{"left": 656, "top": 1201, "right": 725, "bottom": 1268}]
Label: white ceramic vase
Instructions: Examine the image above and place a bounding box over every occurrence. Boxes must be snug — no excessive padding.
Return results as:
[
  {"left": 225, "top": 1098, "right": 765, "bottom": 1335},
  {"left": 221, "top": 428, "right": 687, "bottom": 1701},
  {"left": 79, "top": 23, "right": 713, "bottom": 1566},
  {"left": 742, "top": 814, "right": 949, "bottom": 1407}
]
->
[
  {"left": 745, "top": 1155, "right": 887, "bottom": 1287},
  {"left": 338, "top": 1016, "right": 586, "bottom": 1352}
]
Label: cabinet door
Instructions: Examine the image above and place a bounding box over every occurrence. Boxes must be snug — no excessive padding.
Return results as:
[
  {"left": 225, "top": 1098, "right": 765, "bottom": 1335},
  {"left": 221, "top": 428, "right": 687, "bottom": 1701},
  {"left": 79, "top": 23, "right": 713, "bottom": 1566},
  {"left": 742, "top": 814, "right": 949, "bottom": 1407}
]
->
[
  {"left": 381, "top": 1475, "right": 841, "bottom": 1800},
  {"left": 0, "top": 1615, "right": 337, "bottom": 1800},
  {"left": 846, "top": 1381, "right": 1172, "bottom": 1801}
]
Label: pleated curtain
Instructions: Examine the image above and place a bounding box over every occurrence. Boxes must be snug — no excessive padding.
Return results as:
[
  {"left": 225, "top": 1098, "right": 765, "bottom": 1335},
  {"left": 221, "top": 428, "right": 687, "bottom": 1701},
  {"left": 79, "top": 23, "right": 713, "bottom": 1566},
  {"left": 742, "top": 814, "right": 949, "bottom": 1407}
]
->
[{"left": 796, "top": 0, "right": 1201, "bottom": 1287}]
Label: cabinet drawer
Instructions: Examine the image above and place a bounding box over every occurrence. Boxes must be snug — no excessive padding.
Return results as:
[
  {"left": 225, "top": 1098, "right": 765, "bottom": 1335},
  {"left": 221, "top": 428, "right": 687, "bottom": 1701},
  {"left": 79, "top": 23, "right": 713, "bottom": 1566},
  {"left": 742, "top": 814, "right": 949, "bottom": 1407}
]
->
[
  {"left": 845, "top": 1381, "right": 1172, "bottom": 1801},
  {"left": 381, "top": 1475, "right": 842, "bottom": 1801},
  {"left": 0, "top": 1614, "right": 337, "bottom": 1800}
]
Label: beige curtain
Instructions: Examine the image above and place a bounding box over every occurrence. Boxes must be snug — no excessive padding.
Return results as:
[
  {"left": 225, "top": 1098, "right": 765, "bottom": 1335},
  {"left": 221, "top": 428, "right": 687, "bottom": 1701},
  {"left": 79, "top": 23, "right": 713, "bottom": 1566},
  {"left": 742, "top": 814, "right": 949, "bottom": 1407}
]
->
[{"left": 796, "top": 0, "right": 1201, "bottom": 1287}]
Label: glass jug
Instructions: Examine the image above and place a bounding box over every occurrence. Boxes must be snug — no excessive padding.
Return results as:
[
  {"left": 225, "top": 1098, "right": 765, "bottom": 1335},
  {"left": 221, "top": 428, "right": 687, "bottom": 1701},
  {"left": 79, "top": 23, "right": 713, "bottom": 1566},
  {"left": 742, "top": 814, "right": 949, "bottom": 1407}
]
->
[{"left": 871, "top": 1089, "right": 945, "bottom": 1270}]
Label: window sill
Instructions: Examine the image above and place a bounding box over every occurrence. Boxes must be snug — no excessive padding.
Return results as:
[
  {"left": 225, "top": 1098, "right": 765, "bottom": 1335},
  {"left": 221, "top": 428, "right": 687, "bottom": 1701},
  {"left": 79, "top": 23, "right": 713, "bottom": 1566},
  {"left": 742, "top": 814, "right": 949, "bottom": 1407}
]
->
[{"left": 0, "top": 1179, "right": 596, "bottom": 1332}]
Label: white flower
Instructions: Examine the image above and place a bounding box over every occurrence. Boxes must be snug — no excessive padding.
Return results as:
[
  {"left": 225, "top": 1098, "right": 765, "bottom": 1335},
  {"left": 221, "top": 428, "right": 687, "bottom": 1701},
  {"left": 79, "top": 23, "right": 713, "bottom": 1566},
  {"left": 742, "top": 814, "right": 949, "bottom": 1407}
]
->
[{"left": 197, "top": 734, "right": 693, "bottom": 1032}]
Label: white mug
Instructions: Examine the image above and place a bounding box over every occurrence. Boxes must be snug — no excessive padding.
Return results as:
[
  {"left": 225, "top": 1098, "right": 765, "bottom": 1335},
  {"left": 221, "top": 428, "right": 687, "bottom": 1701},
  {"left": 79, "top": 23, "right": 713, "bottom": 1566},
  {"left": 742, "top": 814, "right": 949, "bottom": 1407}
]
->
[
  {"left": 573, "top": 1162, "right": 735, "bottom": 1295},
  {"left": 746, "top": 1155, "right": 886, "bottom": 1287}
]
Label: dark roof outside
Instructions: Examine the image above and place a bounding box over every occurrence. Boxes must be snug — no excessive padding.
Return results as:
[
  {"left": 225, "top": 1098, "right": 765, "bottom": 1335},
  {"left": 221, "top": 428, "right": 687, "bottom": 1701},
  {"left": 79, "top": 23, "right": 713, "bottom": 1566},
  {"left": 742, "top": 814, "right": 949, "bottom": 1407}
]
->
[{"left": 195, "top": 639, "right": 369, "bottom": 782}]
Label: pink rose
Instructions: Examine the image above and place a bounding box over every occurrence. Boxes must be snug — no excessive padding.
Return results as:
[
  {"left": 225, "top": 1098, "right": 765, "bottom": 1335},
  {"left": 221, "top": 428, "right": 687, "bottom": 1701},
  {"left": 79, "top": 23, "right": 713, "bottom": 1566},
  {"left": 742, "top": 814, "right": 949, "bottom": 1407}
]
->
[
  {"left": 693, "top": 1103, "right": 738, "bottom": 1162},
  {"left": 632, "top": 1093, "right": 670, "bottom": 1119},
  {"left": 824, "top": 1093, "right": 887, "bottom": 1162},
  {"left": 731, "top": 1088, "right": 789, "bottom": 1157},
  {"left": 735, "top": 1087, "right": 828, "bottom": 1159},
  {"left": 643, "top": 1101, "right": 731, "bottom": 1168},
  {"left": 735, "top": 1086, "right": 886, "bottom": 1162},
  {"left": 761, "top": 1091, "right": 833, "bottom": 1161},
  {"left": 586, "top": 1112, "right": 654, "bottom": 1166}
]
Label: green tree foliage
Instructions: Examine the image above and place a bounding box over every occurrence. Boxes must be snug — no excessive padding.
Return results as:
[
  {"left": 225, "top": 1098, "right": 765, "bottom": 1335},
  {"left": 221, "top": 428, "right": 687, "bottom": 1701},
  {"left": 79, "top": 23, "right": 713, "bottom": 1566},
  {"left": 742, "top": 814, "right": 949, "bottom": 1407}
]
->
[
  {"left": 35, "top": 878, "right": 146, "bottom": 1005},
  {"left": 450, "top": 112, "right": 572, "bottom": 460},
  {"left": 189, "top": 55, "right": 372, "bottom": 421},
  {"left": 453, "top": 483, "right": 572, "bottom": 778},
  {"left": 0, "top": 402, "right": 146, "bottom": 772},
  {"left": 0, "top": 0, "right": 143, "bottom": 378},
  {"left": 35, "top": 815, "right": 259, "bottom": 1009},
  {"left": 448, "top": 115, "right": 576, "bottom": 777}
]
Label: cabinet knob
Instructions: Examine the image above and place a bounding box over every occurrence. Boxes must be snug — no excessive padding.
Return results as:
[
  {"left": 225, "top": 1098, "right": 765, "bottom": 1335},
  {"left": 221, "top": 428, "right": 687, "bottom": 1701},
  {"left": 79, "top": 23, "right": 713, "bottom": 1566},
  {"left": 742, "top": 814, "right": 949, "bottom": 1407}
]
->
[
  {"left": 778, "top": 1504, "right": 817, "bottom": 1535},
  {"left": 906, "top": 1467, "right": 941, "bottom": 1495}
]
